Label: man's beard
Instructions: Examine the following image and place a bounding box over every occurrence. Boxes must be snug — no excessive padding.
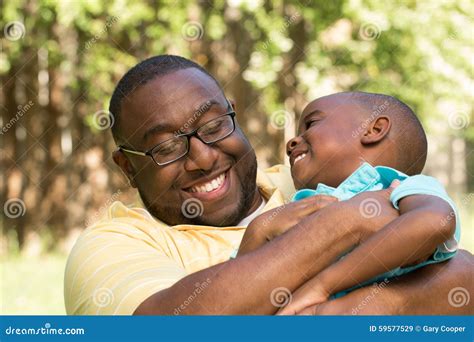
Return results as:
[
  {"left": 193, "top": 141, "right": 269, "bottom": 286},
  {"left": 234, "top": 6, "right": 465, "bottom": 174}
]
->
[{"left": 137, "top": 156, "right": 259, "bottom": 227}]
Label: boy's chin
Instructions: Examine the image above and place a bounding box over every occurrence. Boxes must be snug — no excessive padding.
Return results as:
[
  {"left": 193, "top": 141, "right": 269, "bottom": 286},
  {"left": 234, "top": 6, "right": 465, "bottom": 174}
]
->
[{"left": 292, "top": 175, "right": 317, "bottom": 190}]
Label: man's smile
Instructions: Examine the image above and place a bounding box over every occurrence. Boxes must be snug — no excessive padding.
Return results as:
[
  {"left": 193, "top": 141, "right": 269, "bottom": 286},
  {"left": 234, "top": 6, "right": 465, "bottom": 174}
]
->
[{"left": 182, "top": 168, "right": 232, "bottom": 201}]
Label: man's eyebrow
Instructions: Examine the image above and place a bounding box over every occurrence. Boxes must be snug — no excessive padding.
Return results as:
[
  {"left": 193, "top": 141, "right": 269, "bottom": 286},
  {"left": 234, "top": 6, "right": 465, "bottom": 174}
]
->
[
  {"left": 143, "top": 122, "right": 174, "bottom": 142},
  {"left": 142, "top": 99, "right": 222, "bottom": 142}
]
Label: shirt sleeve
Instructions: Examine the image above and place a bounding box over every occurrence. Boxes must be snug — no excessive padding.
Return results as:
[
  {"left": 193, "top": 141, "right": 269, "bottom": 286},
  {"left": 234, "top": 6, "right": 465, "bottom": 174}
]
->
[
  {"left": 64, "top": 221, "right": 188, "bottom": 315},
  {"left": 390, "top": 174, "right": 461, "bottom": 262}
]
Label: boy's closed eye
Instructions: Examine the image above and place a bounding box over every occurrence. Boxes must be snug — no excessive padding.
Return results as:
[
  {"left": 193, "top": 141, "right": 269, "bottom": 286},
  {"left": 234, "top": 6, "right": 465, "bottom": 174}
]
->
[{"left": 304, "top": 119, "right": 321, "bottom": 130}]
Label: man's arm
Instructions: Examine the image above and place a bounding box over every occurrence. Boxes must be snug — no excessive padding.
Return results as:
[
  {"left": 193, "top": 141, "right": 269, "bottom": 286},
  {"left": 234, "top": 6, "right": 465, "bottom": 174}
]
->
[
  {"left": 278, "top": 194, "right": 456, "bottom": 314},
  {"left": 297, "top": 249, "right": 474, "bottom": 315},
  {"left": 134, "top": 189, "right": 398, "bottom": 315}
]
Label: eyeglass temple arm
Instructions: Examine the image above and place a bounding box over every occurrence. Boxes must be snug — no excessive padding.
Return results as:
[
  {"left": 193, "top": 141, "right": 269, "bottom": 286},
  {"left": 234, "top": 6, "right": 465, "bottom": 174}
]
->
[{"left": 118, "top": 146, "right": 148, "bottom": 157}]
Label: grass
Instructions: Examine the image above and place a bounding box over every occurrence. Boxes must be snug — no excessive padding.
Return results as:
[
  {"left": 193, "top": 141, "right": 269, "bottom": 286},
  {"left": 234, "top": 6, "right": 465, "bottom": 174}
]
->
[
  {"left": 1, "top": 199, "right": 472, "bottom": 315},
  {"left": 1, "top": 253, "right": 67, "bottom": 315}
]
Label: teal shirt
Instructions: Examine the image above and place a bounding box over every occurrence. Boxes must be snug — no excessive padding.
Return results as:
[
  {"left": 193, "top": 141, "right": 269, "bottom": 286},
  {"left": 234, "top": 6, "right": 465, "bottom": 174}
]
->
[{"left": 292, "top": 163, "right": 460, "bottom": 296}]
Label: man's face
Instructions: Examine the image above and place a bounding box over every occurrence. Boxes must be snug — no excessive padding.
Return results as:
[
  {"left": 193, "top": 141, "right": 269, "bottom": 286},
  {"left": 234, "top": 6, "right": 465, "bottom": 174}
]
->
[
  {"left": 116, "top": 68, "right": 258, "bottom": 226},
  {"left": 287, "top": 94, "right": 366, "bottom": 189}
]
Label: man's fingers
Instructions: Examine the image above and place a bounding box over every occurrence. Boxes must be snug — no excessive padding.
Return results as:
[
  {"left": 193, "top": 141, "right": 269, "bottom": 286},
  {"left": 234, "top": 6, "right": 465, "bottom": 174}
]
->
[{"left": 295, "top": 305, "right": 318, "bottom": 315}]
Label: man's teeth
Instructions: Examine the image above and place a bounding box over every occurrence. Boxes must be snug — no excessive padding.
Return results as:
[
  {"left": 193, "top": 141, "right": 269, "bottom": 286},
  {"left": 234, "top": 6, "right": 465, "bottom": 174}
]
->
[
  {"left": 189, "top": 173, "right": 226, "bottom": 193},
  {"left": 294, "top": 153, "right": 307, "bottom": 164}
]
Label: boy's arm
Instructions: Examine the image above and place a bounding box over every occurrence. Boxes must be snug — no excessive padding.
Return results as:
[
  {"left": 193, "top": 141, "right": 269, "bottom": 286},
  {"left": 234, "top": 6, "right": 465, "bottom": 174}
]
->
[{"left": 278, "top": 194, "right": 456, "bottom": 314}]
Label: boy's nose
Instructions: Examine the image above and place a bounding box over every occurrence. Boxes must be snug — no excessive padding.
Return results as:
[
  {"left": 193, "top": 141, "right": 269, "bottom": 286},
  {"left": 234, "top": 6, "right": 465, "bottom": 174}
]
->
[{"left": 286, "top": 136, "right": 303, "bottom": 156}]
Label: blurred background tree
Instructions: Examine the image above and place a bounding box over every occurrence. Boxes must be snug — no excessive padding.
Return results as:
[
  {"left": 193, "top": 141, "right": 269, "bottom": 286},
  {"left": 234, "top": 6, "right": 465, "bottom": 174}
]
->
[{"left": 0, "top": 0, "right": 472, "bottom": 313}]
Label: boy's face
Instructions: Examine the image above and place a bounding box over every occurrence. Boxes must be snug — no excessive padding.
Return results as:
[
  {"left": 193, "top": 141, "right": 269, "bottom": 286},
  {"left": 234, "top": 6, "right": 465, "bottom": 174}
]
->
[{"left": 287, "top": 94, "right": 368, "bottom": 190}]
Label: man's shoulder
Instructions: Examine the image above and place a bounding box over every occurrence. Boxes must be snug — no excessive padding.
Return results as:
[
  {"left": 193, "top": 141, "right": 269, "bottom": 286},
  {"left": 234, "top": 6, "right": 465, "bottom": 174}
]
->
[{"left": 259, "top": 164, "right": 295, "bottom": 201}]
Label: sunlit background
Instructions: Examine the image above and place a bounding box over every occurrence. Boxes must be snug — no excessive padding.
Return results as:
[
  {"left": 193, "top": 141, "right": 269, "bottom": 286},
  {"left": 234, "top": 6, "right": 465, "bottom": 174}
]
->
[{"left": 1, "top": 0, "right": 473, "bottom": 314}]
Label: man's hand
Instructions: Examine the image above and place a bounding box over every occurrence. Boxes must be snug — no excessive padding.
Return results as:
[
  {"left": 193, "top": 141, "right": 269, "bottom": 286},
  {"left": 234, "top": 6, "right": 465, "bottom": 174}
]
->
[
  {"left": 277, "top": 275, "right": 329, "bottom": 315},
  {"left": 238, "top": 195, "right": 338, "bottom": 255}
]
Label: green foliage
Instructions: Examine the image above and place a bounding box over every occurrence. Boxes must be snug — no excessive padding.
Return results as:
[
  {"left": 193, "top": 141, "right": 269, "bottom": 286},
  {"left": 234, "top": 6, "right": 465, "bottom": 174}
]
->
[{"left": 2, "top": 0, "right": 471, "bottom": 136}]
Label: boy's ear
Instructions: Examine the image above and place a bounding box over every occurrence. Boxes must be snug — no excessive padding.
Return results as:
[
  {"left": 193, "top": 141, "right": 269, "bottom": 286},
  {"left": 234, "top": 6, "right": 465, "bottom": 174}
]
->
[
  {"left": 112, "top": 149, "right": 137, "bottom": 188},
  {"left": 360, "top": 115, "right": 391, "bottom": 145}
]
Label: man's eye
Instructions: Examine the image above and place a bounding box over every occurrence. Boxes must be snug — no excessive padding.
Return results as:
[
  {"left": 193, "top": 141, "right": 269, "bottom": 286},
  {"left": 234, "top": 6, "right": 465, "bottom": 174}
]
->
[
  {"left": 156, "top": 143, "right": 178, "bottom": 156},
  {"left": 203, "top": 120, "right": 223, "bottom": 133},
  {"left": 157, "top": 147, "right": 175, "bottom": 156}
]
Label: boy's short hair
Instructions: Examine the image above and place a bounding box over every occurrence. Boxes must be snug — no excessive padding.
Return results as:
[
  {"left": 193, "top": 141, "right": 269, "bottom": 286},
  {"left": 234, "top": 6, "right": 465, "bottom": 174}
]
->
[{"left": 351, "top": 91, "right": 428, "bottom": 175}]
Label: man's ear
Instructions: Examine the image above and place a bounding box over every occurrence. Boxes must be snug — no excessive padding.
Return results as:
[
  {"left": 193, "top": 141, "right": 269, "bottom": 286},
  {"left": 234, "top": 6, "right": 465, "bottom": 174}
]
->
[
  {"left": 229, "top": 99, "right": 236, "bottom": 111},
  {"left": 112, "top": 149, "right": 137, "bottom": 188},
  {"left": 361, "top": 115, "right": 391, "bottom": 145}
]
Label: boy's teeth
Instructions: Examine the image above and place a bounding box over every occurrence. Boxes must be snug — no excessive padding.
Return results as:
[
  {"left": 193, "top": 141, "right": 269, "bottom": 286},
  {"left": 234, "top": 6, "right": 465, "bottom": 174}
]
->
[
  {"left": 190, "top": 173, "right": 226, "bottom": 193},
  {"left": 294, "top": 153, "right": 307, "bottom": 164}
]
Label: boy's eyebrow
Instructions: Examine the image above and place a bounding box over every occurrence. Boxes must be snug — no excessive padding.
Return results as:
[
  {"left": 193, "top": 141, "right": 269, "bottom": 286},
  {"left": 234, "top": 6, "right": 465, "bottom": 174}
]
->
[
  {"left": 302, "top": 109, "right": 325, "bottom": 119},
  {"left": 142, "top": 99, "right": 220, "bottom": 141}
]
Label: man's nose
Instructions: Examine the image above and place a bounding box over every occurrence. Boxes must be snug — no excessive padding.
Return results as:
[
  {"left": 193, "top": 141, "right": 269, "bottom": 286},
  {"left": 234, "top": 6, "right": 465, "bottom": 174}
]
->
[
  {"left": 286, "top": 135, "right": 303, "bottom": 156},
  {"left": 183, "top": 136, "right": 218, "bottom": 172}
]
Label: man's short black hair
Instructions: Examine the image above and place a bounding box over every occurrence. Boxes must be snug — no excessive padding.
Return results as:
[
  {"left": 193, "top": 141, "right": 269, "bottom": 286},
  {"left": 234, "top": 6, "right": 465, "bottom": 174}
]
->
[{"left": 109, "top": 55, "right": 220, "bottom": 142}]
